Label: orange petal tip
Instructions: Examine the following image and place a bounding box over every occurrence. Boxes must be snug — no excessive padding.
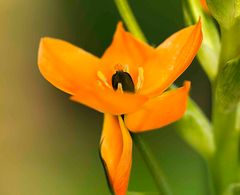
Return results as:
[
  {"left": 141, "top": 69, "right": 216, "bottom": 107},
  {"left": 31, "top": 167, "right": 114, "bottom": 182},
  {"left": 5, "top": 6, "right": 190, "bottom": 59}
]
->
[
  {"left": 184, "top": 81, "right": 191, "bottom": 92},
  {"left": 125, "top": 82, "right": 191, "bottom": 132}
]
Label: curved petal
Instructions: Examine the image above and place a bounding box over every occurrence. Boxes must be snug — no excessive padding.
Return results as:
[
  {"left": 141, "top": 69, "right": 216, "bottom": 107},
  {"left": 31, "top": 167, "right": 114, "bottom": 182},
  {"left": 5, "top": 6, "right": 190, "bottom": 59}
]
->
[
  {"left": 100, "top": 114, "right": 132, "bottom": 195},
  {"left": 70, "top": 85, "right": 148, "bottom": 115},
  {"left": 139, "top": 21, "right": 202, "bottom": 97},
  {"left": 101, "top": 22, "right": 154, "bottom": 83},
  {"left": 38, "top": 37, "right": 100, "bottom": 95},
  {"left": 125, "top": 82, "right": 191, "bottom": 132}
]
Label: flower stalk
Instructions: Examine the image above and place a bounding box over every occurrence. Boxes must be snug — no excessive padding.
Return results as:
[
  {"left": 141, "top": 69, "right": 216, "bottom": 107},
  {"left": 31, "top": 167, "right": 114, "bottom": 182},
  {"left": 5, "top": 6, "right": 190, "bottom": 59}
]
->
[
  {"left": 131, "top": 134, "right": 172, "bottom": 195},
  {"left": 211, "top": 23, "right": 240, "bottom": 194},
  {"left": 114, "top": 0, "right": 147, "bottom": 42},
  {"left": 182, "top": 0, "right": 220, "bottom": 82}
]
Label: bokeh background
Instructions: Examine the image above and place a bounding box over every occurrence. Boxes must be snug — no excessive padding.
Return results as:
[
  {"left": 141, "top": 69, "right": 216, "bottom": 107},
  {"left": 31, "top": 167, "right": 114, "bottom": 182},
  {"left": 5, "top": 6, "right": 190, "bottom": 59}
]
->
[{"left": 0, "top": 0, "right": 212, "bottom": 194}]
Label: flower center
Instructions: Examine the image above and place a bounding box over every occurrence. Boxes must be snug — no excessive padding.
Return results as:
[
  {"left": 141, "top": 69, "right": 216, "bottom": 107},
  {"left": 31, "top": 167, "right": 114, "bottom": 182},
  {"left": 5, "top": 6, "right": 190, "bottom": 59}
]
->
[
  {"left": 112, "top": 70, "right": 135, "bottom": 93},
  {"left": 97, "top": 64, "right": 144, "bottom": 92}
]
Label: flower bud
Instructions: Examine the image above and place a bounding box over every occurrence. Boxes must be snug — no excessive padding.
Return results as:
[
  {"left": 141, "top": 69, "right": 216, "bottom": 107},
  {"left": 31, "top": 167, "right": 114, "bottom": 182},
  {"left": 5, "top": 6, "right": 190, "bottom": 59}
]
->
[{"left": 183, "top": 0, "right": 220, "bottom": 81}]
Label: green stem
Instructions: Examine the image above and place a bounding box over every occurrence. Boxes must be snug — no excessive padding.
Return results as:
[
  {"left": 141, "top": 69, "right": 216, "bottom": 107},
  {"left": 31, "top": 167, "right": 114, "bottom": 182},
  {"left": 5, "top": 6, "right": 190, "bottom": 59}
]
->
[
  {"left": 211, "top": 103, "right": 238, "bottom": 194},
  {"left": 218, "top": 24, "right": 240, "bottom": 70},
  {"left": 114, "top": 0, "right": 147, "bottom": 42},
  {"left": 211, "top": 24, "right": 240, "bottom": 194},
  {"left": 131, "top": 134, "right": 172, "bottom": 195}
]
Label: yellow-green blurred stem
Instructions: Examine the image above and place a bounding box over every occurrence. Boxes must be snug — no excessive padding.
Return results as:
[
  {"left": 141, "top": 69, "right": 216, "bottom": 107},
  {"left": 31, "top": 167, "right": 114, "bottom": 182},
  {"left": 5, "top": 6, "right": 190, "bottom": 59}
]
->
[
  {"left": 219, "top": 24, "right": 240, "bottom": 70},
  {"left": 131, "top": 134, "right": 172, "bottom": 195},
  {"left": 211, "top": 99, "right": 238, "bottom": 194},
  {"left": 211, "top": 24, "right": 240, "bottom": 194},
  {"left": 114, "top": 0, "right": 147, "bottom": 42}
]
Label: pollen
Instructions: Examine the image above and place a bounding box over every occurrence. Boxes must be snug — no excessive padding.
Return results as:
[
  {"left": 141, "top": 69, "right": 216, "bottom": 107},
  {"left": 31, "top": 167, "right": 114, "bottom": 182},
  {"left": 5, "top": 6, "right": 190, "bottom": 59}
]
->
[
  {"left": 114, "top": 64, "right": 124, "bottom": 71},
  {"left": 114, "top": 64, "right": 129, "bottom": 73}
]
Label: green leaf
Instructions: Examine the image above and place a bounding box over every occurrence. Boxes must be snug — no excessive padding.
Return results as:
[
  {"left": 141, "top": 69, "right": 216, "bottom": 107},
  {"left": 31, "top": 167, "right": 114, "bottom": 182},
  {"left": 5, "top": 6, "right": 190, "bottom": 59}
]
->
[
  {"left": 207, "top": 0, "right": 240, "bottom": 28},
  {"left": 182, "top": 0, "right": 220, "bottom": 81},
  {"left": 216, "top": 57, "right": 240, "bottom": 112}
]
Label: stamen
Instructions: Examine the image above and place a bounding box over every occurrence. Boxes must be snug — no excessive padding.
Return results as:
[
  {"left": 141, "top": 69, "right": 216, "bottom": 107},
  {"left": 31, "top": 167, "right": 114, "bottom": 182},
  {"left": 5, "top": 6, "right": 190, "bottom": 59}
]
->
[
  {"left": 123, "top": 65, "right": 129, "bottom": 73},
  {"left": 136, "top": 67, "right": 144, "bottom": 91},
  {"left": 97, "top": 71, "right": 111, "bottom": 88}
]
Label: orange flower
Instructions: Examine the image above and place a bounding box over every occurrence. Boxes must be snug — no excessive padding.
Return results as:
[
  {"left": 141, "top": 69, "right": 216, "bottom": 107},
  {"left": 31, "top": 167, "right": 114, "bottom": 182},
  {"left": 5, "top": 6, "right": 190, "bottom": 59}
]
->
[{"left": 38, "top": 21, "right": 202, "bottom": 195}]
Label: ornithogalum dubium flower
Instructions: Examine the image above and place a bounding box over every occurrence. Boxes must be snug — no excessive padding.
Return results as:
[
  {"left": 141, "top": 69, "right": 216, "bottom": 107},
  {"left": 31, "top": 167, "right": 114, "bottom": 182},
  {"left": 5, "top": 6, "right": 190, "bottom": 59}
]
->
[{"left": 38, "top": 21, "right": 202, "bottom": 195}]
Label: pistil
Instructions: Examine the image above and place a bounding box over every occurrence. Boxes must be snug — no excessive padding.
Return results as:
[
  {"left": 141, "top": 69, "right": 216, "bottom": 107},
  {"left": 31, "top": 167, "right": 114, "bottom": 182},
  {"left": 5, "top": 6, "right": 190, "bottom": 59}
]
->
[{"left": 112, "top": 70, "right": 135, "bottom": 93}]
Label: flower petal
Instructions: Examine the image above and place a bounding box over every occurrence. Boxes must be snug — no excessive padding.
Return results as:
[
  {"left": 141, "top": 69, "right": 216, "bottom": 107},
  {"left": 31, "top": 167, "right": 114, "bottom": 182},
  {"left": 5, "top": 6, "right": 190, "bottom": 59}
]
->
[
  {"left": 101, "top": 22, "right": 154, "bottom": 83},
  {"left": 38, "top": 37, "right": 100, "bottom": 95},
  {"left": 70, "top": 85, "right": 148, "bottom": 115},
  {"left": 100, "top": 114, "right": 132, "bottom": 195},
  {"left": 125, "top": 82, "right": 191, "bottom": 132},
  {"left": 139, "top": 21, "right": 202, "bottom": 97}
]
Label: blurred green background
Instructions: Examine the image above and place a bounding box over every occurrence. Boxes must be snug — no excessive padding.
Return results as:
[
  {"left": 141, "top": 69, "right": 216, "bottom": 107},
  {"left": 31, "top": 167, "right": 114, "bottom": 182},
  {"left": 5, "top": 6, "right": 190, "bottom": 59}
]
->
[{"left": 0, "top": 0, "right": 212, "bottom": 194}]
